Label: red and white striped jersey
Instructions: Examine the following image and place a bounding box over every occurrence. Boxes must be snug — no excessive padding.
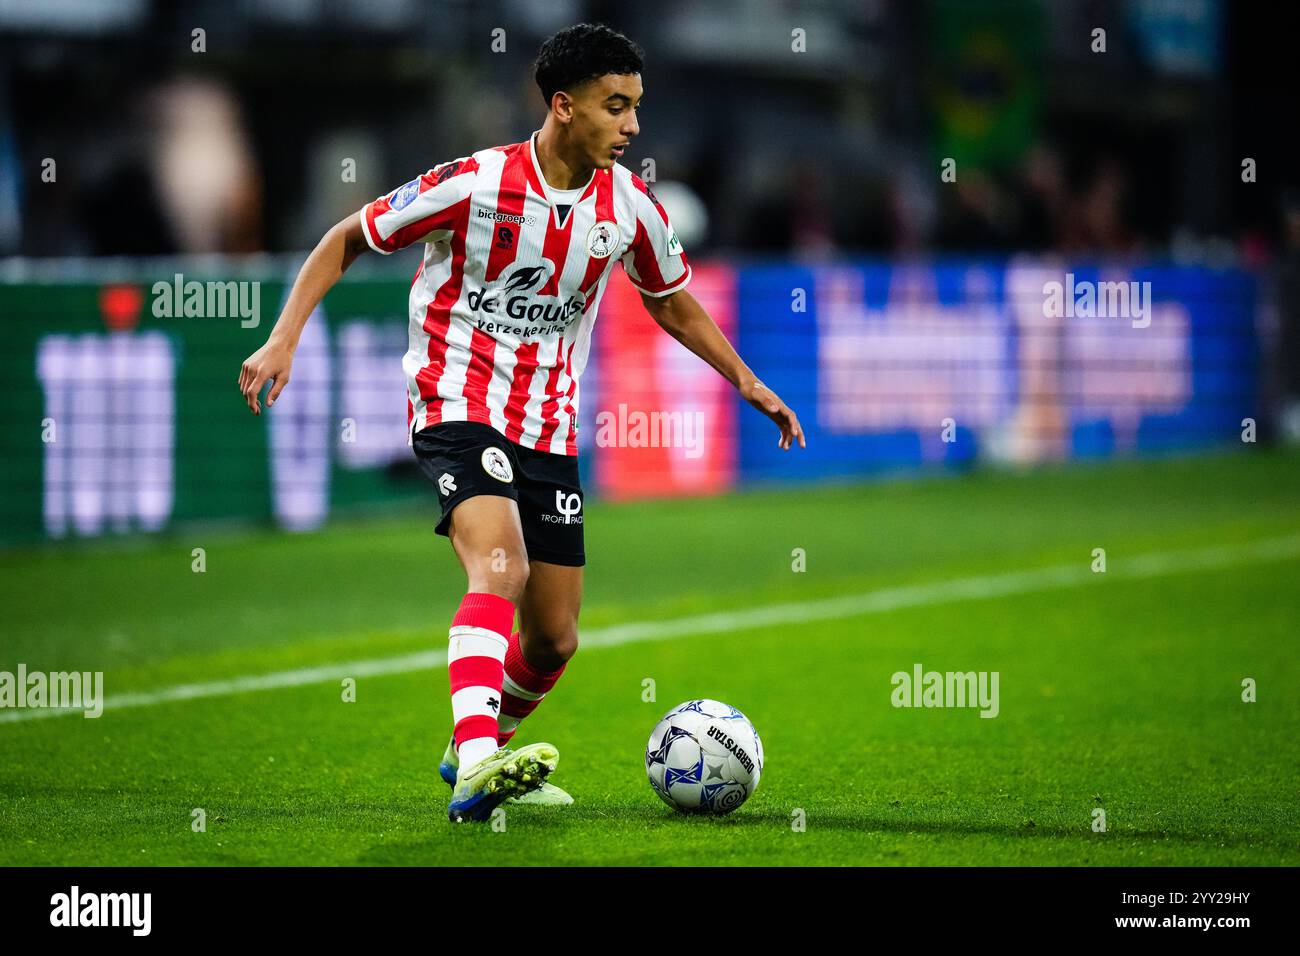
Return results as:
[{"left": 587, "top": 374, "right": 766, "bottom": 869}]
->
[{"left": 359, "top": 130, "right": 692, "bottom": 456}]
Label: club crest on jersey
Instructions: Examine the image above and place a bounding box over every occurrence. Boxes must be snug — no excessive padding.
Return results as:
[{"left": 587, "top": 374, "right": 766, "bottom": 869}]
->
[
  {"left": 481, "top": 447, "right": 513, "bottom": 483},
  {"left": 390, "top": 179, "right": 421, "bottom": 211},
  {"left": 586, "top": 220, "right": 618, "bottom": 259}
]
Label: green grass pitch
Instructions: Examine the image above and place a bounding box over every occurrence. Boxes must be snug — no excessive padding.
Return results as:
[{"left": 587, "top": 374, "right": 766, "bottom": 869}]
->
[{"left": 1, "top": 449, "right": 1298, "bottom": 866}]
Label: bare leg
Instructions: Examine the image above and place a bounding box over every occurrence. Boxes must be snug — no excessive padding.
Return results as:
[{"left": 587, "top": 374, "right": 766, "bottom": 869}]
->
[
  {"left": 517, "top": 561, "right": 583, "bottom": 671},
  {"left": 446, "top": 495, "right": 531, "bottom": 602}
]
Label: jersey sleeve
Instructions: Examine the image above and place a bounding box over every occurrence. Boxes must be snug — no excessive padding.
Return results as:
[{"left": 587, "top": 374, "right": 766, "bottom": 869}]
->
[
  {"left": 359, "top": 158, "right": 477, "bottom": 255},
  {"left": 620, "top": 176, "right": 692, "bottom": 297}
]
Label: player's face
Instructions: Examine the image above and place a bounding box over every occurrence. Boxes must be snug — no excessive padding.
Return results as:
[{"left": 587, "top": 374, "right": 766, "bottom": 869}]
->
[{"left": 570, "top": 73, "right": 642, "bottom": 170}]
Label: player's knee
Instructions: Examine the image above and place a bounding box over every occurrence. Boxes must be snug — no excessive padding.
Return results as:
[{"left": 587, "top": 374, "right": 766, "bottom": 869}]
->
[
  {"left": 553, "top": 625, "right": 579, "bottom": 663},
  {"left": 527, "top": 623, "right": 578, "bottom": 670},
  {"left": 510, "top": 556, "right": 532, "bottom": 596}
]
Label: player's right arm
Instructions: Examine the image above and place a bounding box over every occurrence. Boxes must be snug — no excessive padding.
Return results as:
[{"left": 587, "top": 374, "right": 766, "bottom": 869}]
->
[
  {"left": 239, "top": 158, "right": 476, "bottom": 415},
  {"left": 238, "top": 214, "right": 370, "bottom": 415}
]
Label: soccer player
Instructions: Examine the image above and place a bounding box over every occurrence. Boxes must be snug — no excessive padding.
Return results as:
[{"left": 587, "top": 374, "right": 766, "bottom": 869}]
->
[{"left": 238, "top": 23, "right": 804, "bottom": 823}]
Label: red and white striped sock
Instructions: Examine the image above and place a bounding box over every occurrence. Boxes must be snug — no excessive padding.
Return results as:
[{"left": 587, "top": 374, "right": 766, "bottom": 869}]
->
[
  {"left": 447, "top": 592, "right": 514, "bottom": 774},
  {"left": 497, "top": 630, "right": 567, "bottom": 747}
]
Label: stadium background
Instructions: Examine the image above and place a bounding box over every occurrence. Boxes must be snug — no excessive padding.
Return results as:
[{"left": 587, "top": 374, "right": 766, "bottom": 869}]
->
[
  {"left": 2, "top": 0, "right": 1296, "bottom": 542},
  {"left": 1, "top": 0, "right": 1298, "bottom": 867}
]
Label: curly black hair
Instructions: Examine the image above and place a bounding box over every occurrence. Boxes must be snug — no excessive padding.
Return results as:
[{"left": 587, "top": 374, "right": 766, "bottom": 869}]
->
[{"left": 533, "top": 23, "right": 645, "bottom": 107}]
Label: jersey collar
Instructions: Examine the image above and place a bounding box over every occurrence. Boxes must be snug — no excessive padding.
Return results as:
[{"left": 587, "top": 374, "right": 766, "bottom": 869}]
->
[{"left": 527, "top": 130, "right": 598, "bottom": 204}]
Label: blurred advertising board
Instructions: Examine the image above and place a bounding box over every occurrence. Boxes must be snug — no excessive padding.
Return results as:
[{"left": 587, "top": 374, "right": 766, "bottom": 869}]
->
[
  {"left": 592, "top": 265, "right": 738, "bottom": 501},
  {"left": 0, "top": 257, "right": 1259, "bottom": 546},
  {"left": 737, "top": 258, "right": 1257, "bottom": 484}
]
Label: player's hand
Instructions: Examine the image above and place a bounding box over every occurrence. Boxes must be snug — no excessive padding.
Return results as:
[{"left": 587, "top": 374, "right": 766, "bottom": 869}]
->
[
  {"left": 741, "top": 379, "right": 805, "bottom": 450},
  {"left": 238, "top": 338, "right": 295, "bottom": 416}
]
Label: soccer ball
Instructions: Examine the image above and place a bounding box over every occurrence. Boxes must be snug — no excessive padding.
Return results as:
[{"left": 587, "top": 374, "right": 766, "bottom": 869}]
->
[{"left": 645, "top": 699, "right": 764, "bottom": 815}]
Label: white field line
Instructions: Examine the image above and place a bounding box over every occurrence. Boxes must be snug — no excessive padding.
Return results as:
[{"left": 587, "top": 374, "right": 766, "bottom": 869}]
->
[{"left": 3, "top": 535, "right": 1297, "bottom": 726}]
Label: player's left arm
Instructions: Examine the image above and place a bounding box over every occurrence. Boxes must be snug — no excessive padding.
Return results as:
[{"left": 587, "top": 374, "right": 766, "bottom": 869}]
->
[{"left": 640, "top": 288, "right": 805, "bottom": 451}]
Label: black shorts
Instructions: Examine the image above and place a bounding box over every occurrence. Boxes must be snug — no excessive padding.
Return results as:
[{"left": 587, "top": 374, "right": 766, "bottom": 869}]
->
[{"left": 412, "top": 421, "right": 585, "bottom": 567}]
